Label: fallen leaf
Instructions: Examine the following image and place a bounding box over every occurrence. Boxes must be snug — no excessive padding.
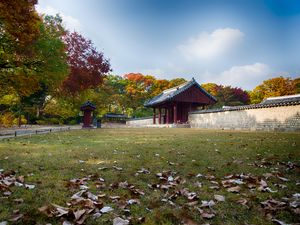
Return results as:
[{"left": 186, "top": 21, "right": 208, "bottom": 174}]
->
[
  {"left": 100, "top": 206, "right": 113, "bottom": 213},
  {"left": 74, "top": 209, "right": 86, "bottom": 220},
  {"left": 271, "top": 219, "right": 290, "bottom": 225},
  {"left": 87, "top": 191, "right": 98, "bottom": 201},
  {"left": 13, "top": 198, "right": 24, "bottom": 204},
  {"left": 214, "top": 195, "right": 225, "bottom": 202},
  {"left": 3, "top": 191, "right": 11, "bottom": 196},
  {"left": 24, "top": 184, "right": 35, "bottom": 189},
  {"left": 38, "top": 205, "right": 54, "bottom": 217},
  {"left": 259, "top": 179, "right": 268, "bottom": 187},
  {"left": 227, "top": 186, "right": 241, "bottom": 193},
  {"left": 112, "top": 166, "right": 123, "bottom": 171},
  {"left": 9, "top": 212, "right": 23, "bottom": 222},
  {"left": 137, "top": 168, "right": 150, "bottom": 174},
  {"left": 277, "top": 176, "right": 289, "bottom": 182},
  {"left": 113, "top": 217, "right": 129, "bottom": 225},
  {"left": 51, "top": 203, "right": 69, "bottom": 217},
  {"left": 236, "top": 198, "right": 248, "bottom": 206},
  {"left": 92, "top": 212, "right": 102, "bottom": 219},
  {"left": 209, "top": 186, "right": 220, "bottom": 190},
  {"left": 260, "top": 199, "right": 287, "bottom": 211},
  {"left": 127, "top": 199, "right": 140, "bottom": 205},
  {"left": 71, "top": 190, "right": 85, "bottom": 200},
  {"left": 195, "top": 181, "right": 202, "bottom": 188},
  {"left": 196, "top": 173, "right": 203, "bottom": 178},
  {"left": 110, "top": 196, "right": 121, "bottom": 200},
  {"left": 98, "top": 167, "right": 108, "bottom": 170},
  {"left": 201, "top": 212, "right": 215, "bottom": 219},
  {"left": 200, "top": 200, "right": 215, "bottom": 208}
]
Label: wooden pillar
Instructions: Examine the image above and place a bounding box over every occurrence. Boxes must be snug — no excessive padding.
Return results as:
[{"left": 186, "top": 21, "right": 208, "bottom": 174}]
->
[
  {"left": 173, "top": 103, "right": 177, "bottom": 124},
  {"left": 166, "top": 108, "right": 169, "bottom": 124},
  {"left": 158, "top": 108, "right": 162, "bottom": 124},
  {"left": 153, "top": 108, "right": 156, "bottom": 124}
]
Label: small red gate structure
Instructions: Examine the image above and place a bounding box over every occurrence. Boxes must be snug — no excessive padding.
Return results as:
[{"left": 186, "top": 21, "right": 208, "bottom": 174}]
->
[{"left": 80, "top": 101, "right": 96, "bottom": 128}]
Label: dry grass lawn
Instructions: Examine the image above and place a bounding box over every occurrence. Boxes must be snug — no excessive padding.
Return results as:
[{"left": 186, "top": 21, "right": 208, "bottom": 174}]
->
[{"left": 0, "top": 128, "right": 299, "bottom": 225}]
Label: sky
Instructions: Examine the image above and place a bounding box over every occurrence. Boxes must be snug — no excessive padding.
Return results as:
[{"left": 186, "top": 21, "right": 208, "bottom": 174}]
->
[{"left": 36, "top": 0, "right": 300, "bottom": 90}]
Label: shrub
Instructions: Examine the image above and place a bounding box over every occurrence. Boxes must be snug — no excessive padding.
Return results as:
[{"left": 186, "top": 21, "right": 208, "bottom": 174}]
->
[
  {"left": 46, "top": 118, "right": 62, "bottom": 125},
  {"left": 0, "top": 112, "right": 14, "bottom": 127},
  {"left": 0, "top": 112, "right": 27, "bottom": 127},
  {"left": 13, "top": 116, "right": 27, "bottom": 126},
  {"left": 68, "top": 119, "right": 78, "bottom": 125},
  {"left": 36, "top": 120, "right": 47, "bottom": 125}
]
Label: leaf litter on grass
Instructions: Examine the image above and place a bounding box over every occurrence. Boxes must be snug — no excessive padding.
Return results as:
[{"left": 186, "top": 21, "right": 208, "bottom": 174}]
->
[{"left": 1, "top": 131, "right": 300, "bottom": 225}]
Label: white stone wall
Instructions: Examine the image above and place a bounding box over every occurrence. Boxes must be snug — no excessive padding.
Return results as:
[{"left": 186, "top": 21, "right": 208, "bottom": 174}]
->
[
  {"left": 189, "top": 105, "right": 300, "bottom": 131},
  {"left": 126, "top": 117, "right": 155, "bottom": 127}
]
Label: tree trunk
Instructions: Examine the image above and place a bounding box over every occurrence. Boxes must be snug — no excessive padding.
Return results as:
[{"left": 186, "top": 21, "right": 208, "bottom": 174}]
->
[
  {"left": 18, "top": 114, "right": 21, "bottom": 127},
  {"left": 36, "top": 106, "right": 40, "bottom": 118}
]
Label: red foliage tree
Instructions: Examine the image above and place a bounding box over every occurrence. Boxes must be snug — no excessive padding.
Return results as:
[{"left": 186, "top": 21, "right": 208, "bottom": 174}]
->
[{"left": 61, "top": 32, "right": 111, "bottom": 95}]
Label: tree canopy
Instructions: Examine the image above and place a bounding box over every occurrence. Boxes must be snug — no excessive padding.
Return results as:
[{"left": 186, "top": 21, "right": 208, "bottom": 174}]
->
[
  {"left": 61, "top": 32, "right": 111, "bottom": 96},
  {"left": 249, "top": 77, "right": 298, "bottom": 104}
]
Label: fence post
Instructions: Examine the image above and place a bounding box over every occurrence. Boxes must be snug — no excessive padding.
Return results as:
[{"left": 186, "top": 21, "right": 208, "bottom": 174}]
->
[
  {"left": 50, "top": 129, "right": 52, "bottom": 133},
  {"left": 14, "top": 131, "right": 17, "bottom": 137},
  {"left": 36, "top": 130, "right": 38, "bottom": 134}
]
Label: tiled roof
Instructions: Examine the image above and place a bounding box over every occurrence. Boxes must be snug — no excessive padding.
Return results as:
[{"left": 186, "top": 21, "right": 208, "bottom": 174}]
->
[
  {"left": 80, "top": 101, "right": 96, "bottom": 110},
  {"left": 190, "top": 94, "right": 300, "bottom": 114},
  {"left": 103, "top": 113, "right": 128, "bottom": 118},
  {"left": 144, "top": 78, "right": 217, "bottom": 107},
  {"left": 261, "top": 94, "right": 300, "bottom": 105}
]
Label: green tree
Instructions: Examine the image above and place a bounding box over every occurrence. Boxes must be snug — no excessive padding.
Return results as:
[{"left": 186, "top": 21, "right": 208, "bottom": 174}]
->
[
  {"left": 25, "top": 14, "right": 69, "bottom": 118},
  {"left": 0, "top": 13, "right": 69, "bottom": 125}
]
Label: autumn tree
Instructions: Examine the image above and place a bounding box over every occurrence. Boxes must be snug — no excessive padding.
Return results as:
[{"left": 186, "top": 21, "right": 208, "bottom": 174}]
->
[
  {"left": 0, "top": 0, "right": 41, "bottom": 98},
  {"left": 151, "top": 79, "right": 170, "bottom": 96},
  {"left": 201, "top": 83, "right": 218, "bottom": 96},
  {"left": 0, "top": 0, "right": 40, "bottom": 47},
  {"left": 61, "top": 32, "right": 111, "bottom": 96},
  {"left": 169, "top": 78, "right": 187, "bottom": 88},
  {"left": 202, "top": 83, "right": 249, "bottom": 108},
  {"left": 0, "top": 11, "right": 69, "bottom": 125},
  {"left": 293, "top": 78, "right": 300, "bottom": 94},
  {"left": 249, "top": 77, "right": 296, "bottom": 104},
  {"left": 123, "top": 73, "right": 155, "bottom": 112}
]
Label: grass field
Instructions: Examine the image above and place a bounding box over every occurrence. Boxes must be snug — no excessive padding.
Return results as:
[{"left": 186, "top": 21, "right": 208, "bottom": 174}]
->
[{"left": 0, "top": 128, "right": 299, "bottom": 225}]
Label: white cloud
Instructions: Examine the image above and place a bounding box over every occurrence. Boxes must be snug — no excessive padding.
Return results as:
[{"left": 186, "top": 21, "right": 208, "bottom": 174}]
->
[
  {"left": 177, "top": 28, "right": 244, "bottom": 60},
  {"left": 36, "top": 5, "right": 81, "bottom": 31},
  {"left": 200, "top": 63, "right": 271, "bottom": 90}
]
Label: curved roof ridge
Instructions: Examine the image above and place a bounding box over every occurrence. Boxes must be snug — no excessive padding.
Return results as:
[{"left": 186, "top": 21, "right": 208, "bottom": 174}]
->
[{"left": 162, "top": 79, "right": 193, "bottom": 94}]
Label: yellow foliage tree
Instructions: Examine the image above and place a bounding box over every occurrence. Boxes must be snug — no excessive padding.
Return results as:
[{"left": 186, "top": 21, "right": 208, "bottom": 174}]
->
[{"left": 249, "top": 77, "right": 296, "bottom": 104}]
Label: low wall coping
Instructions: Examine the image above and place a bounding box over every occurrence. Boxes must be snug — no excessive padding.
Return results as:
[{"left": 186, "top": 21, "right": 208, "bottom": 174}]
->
[
  {"left": 127, "top": 116, "right": 158, "bottom": 121},
  {"left": 190, "top": 100, "right": 300, "bottom": 115}
]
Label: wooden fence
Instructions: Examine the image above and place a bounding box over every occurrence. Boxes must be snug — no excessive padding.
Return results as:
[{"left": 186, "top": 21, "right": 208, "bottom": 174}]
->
[{"left": 0, "top": 126, "right": 72, "bottom": 138}]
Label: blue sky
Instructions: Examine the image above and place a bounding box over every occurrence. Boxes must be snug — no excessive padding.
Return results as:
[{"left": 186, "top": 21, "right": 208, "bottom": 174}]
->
[{"left": 36, "top": 0, "right": 300, "bottom": 90}]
